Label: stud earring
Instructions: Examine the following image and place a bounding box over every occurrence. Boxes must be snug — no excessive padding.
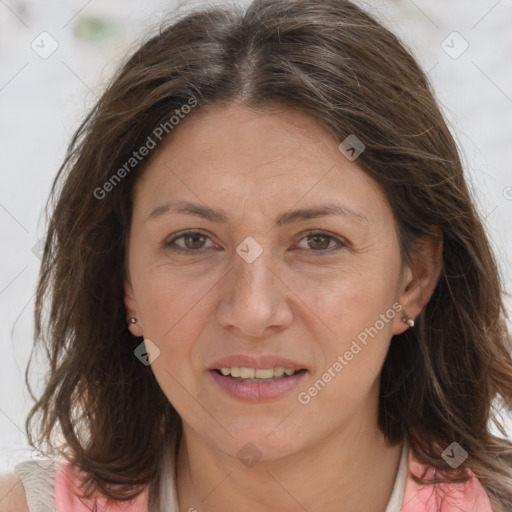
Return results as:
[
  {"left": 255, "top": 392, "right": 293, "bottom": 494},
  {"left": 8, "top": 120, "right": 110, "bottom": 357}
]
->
[
  {"left": 128, "top": 317, "right": 137, "bottom": 325},
  {"left": 401, "top": 311, "right": 415, "bottom": 328}
]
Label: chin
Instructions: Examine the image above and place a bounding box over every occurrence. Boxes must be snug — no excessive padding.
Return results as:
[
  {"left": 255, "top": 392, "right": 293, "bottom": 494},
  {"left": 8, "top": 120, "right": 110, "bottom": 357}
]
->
[{"left": 208, "top": 418, "right": 308, "bottom": 462}]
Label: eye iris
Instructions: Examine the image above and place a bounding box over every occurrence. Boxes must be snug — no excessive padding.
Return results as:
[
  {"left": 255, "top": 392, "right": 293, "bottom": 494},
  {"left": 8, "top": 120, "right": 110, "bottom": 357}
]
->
[
  {"left": 184, "top": 233, "right": 206, "bottom": 249},
  {"left": 308, "top": 234, "right": 330, "bottom": 250}
]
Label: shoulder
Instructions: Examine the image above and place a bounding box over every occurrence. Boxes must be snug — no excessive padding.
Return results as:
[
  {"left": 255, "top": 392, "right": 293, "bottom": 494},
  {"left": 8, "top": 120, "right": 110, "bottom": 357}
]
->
[
  {"left": 9, "top": 460, "right": 55, "bottom": 512},
  {"left": 0, "top": 473, "right": 29, "bottom": 512}
]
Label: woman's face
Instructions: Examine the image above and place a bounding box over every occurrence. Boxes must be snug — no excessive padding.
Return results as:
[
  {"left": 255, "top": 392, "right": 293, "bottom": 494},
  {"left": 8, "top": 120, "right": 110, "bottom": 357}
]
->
[{"left": 125, "top": 103, "right": 412, "bottom": 460}]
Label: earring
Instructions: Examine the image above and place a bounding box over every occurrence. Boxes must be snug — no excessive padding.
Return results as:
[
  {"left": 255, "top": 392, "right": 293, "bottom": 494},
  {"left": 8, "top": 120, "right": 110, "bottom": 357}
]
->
[
  {"left": 128, "top": 317, "right": 137, "bottom": 324},
  {"left": 401, "top": 311, "right": 415, "bottom": 328}
]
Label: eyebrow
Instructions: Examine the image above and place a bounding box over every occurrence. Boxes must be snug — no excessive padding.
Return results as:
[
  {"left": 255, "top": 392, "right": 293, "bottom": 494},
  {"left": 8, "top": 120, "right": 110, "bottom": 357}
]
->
[{"left": 146, "top": 200, "right": 368, "bottom": 225}]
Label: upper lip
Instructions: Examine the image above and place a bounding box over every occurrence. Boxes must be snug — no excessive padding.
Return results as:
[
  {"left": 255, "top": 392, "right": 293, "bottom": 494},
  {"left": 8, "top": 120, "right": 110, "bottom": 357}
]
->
[{"left": 209, "top": 354, "right": 307, "bottom": 371}]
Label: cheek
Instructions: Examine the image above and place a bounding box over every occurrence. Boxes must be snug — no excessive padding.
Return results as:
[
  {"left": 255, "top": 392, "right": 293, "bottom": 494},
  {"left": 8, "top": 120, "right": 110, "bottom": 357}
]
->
[
  {"left": 287, "top": 254, "right": 400, "bottom": 342},
  {"left": 134, "top": 275, "right": 208, "bottom": 414},
  {"left": 131, "top": 264, "right": 230, "bottom": 406},
  {"left": 290, "top": 258, "right": 401, "bottom": 407},
  {"left": 135, "top": 262, "right": 219, "bottom": 337}
]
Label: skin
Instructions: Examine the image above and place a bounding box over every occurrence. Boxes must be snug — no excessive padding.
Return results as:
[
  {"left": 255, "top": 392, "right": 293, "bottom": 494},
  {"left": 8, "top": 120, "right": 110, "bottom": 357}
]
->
[
  {"left": 124, "top": 103, "right": 442, "bottom": 512},
  {"left": 0, "top": 474, "right": 29, "bottom": 512}
]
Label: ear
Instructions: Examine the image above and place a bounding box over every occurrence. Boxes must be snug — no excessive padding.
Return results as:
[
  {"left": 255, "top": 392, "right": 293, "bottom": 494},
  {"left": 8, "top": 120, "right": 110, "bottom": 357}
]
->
[
  {"left": 124, "top": 279, "right": 144, "bottom": 337},
  {"left": 392, "top": 227, "right": 443, "bottom": 335}
]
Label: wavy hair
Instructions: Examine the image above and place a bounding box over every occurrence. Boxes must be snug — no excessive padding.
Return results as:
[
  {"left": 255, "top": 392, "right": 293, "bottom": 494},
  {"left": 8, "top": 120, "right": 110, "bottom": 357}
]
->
[{"left": 26, "top": 0, "right": 512, "bottom": 510}]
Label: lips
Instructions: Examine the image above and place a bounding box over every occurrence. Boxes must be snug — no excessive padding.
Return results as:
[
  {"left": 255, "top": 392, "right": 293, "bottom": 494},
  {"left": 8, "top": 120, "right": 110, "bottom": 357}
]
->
[{"left": 208, "top": 354, "right": 308, "bottom": 401}]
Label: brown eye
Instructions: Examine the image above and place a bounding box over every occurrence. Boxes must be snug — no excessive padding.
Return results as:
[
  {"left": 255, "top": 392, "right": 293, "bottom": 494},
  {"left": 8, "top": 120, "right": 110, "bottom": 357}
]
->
[
  {"left": 164, "top": 231, "right": 216, "bottom": 253},
  {"left": 307, "top": 234, "right": 331, "bottom": 251},
  {"left": 183, "top": 233, "right": 207, "bottom": 250},
  {"left": 294, "top": 231, "right": 346, "bottom": 255}
]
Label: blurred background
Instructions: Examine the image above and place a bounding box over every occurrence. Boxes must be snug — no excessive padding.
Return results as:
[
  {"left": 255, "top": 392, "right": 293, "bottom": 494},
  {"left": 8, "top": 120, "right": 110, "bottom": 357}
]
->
[{"left": 1, "top": 0, "right": 511, "bottom": 472}]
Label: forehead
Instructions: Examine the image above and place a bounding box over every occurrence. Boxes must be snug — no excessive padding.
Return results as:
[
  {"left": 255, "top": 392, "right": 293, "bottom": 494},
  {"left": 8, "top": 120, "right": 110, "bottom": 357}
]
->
[{"left": 132, "top": 103, "right": 391, "bottom": 226}]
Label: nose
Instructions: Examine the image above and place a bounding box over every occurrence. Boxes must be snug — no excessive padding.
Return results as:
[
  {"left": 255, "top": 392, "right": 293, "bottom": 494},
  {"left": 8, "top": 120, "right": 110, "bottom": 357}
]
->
[{"left": 216, "top": 251, "right": 294, "bottom": 338}]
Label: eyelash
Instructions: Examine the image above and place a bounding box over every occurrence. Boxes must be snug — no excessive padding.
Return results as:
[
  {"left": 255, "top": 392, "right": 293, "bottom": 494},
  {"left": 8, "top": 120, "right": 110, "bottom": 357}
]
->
[{"left": 163, "top": 230, "right": 347, "bottom": 256}]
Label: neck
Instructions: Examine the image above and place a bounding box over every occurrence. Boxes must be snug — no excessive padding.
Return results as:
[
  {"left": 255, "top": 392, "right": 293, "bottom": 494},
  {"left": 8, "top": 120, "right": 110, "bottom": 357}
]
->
[{"left": 175, "top": 419, "right": 404, "bottom": 512}]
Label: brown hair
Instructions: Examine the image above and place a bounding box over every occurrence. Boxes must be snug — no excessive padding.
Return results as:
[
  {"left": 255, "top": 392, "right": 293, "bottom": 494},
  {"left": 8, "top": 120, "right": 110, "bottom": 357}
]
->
[{"left": 26, "top": 0, "right": 512, "bottom": 510}]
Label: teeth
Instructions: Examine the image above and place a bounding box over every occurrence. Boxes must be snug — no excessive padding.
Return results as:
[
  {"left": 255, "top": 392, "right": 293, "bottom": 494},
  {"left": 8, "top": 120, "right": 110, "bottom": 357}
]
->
[
  {"left": 218, "top": 366, "right": 299, "bottom": 379},
  {"left": 255, "top": 368, "right": 274, "bottom": 379},
  {"left": 273, "top": 367, "right": 285, "bottom": 377},
  {"left": 240, "top": 367, "right": 255, "bottom": 379}
]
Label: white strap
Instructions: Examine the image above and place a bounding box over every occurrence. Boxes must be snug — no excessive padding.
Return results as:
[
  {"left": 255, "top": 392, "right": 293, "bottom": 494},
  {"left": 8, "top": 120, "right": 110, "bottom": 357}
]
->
[
  {"left": 385, "top": 438, "right": 409, "bottom": 512},
  {"left": 14, "top": 460, "right": 56, "bottom": 512}
]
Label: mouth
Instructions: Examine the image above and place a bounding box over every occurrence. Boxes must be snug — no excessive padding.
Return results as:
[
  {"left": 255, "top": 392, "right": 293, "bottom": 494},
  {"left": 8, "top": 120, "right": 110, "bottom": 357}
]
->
[{"left": 208, "top": 357, "right": 308, "bottom": 401}]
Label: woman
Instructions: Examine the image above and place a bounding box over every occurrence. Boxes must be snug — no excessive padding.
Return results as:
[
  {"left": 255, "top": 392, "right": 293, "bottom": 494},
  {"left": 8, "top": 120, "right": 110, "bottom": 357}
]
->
[{"left": 1, "top": 0, "right": 512, "bottom": 511}]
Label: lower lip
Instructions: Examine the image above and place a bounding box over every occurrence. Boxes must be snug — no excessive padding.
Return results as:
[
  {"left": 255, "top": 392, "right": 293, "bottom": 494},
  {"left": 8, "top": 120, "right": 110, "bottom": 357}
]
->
[{"left": 209, "top": 370, "right": 307, "bottom": 402}]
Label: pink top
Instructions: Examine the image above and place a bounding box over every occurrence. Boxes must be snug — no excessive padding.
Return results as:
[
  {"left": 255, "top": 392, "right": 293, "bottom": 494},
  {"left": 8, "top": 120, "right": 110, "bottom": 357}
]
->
[
  {"left": 401, "top": 453, "right": 493, "bottom": 511},
  {"left": 53, "top": 446, "right": 494, "bottom": 512}
]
